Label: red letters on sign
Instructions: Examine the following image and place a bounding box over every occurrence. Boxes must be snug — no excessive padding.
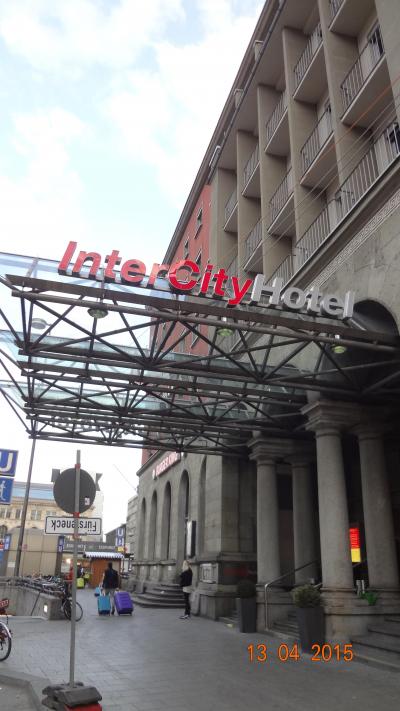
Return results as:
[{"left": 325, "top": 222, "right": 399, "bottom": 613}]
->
[
  {"left": 120, "top": 259, "right": 146, "bottom": 284},
  {"left": 58, "top": 241, "right": 78, "bottom": 275},
  {"left": 104, "top": 250, "right": 121, "bottom": 281},
  {"left": 167, "top": 259, "right": 200, "bottom": 291},
  {"left": 71, "top": 251, "right": 102, "bottom": 279}
]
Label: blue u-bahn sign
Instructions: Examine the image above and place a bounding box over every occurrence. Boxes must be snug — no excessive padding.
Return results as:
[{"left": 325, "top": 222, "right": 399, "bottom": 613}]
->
[
  {"left": 0, "top": 477, "right": 14, "bottom": 505},
  {"left": 0, "top": 449, "right": 18, "bottom": 477}
]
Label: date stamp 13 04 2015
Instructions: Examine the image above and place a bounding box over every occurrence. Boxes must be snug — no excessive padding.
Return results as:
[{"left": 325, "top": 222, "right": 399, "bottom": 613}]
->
[{"left": 247, "top": 643, "right": 354, "bottom": 663}]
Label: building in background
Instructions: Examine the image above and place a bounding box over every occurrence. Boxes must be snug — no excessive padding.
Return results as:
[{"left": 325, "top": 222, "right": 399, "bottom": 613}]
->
[
  {"left": 0, "top": 471, "right": 105, "bottom": 576},
  {"left": 126, "top": 495, "right": 138, "bottom": 558},
  {"left": 105, "top": 523, "right": 129, "bottom": 572},
  {"left": 105, "top": 523, "right": 126, "bottom": 549},
  {"left": 133, "top": 0, "right": 400, "bottom": 642},
  {"left": 0, "top": 474, "right": 104, "bottom": 540},
  {"left": 141, "top": 183, "right": 211, "bottom": 467},
  {"left": 0, "top": 481, "right": 75, "bottom": 535}
]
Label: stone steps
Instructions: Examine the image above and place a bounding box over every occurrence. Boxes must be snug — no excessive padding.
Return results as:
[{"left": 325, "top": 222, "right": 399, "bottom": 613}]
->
[
  {"left": 351, "top": 616, "right": 400, "bottom": 671},
  {"left": 132, "top": 595, "right": 183, "bottom": 609},
  {"left": 219, "top": 612, "right": 238, "bottom": 627},
  {"left": 273, "top": 621, "right": 300, "bottom": 638},
  {"left": 132, "top": 583, "right": 184, "bottom": 609},
  {"left": 271, "top": 609, "right": 300, "bottom": 639}
]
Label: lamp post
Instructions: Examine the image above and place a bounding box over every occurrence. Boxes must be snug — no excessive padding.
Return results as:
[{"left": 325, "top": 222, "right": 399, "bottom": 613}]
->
[{"left": 14, "top": 433, "right": 37, "bottom": 577}]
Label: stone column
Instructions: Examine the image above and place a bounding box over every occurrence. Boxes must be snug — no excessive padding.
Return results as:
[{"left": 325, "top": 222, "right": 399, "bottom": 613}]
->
[
  {"left": 250, "top": 438, "right": 292, "bottom": 584},
  {"left": 355, "top": 426, "right": 399, "bottom": 589},
  {"left": 302, "top": 401, "right": 354, "bottom": 591},
  {"left": 290, "top": 452, "right": 318, "bottom": 583}
]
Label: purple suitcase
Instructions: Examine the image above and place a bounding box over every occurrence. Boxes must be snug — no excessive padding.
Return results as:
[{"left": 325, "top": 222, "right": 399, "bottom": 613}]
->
[{"left": 114, "top": 591, "right": 133, "bottom": 615}]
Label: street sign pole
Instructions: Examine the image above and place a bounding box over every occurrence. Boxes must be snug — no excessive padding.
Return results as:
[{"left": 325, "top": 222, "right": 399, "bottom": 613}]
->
[
  {"left": 15, "top": 435, "right": 36, "bottom": 577},
  {"left": 69, "top": 449, "right": 81, "bottom": 689}
]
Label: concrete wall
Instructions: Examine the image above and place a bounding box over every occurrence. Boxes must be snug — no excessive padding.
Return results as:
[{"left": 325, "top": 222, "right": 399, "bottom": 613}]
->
[{"left": 0, "top": 581, "right": 63, "bottom": 620}]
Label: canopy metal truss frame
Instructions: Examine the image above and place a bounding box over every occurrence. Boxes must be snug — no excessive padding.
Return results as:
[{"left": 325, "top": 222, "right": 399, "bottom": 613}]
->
[{"left": 1, "top": 262, "right": 400, "bottom": 457}]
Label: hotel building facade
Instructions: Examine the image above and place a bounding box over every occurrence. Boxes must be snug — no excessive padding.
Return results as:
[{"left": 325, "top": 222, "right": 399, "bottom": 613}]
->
[{"left": 131, "top": 0, "right": 400, "bottom": 640}]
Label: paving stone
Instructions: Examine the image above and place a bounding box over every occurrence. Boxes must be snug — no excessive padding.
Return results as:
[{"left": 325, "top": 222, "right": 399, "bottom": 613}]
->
[
  {"left": 0, "top": 683, "right": 35, "bottom": 711},
  {"left": 3, "top": 590, "right": 400, "bottom": 711}
]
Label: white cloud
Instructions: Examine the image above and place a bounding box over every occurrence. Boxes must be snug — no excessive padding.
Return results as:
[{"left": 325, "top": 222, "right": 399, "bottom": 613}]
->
[
  {"left": 104, "top": 0, "right": 262, "bottom": 204},
  {"left": 0, "top": 108, "right": 90, "bottom": 257},
  {"left": 0, "top": 0, "right": 184, "bottom": 74}
]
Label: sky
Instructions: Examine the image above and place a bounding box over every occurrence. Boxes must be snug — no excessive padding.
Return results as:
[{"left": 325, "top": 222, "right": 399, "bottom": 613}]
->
[{"left": 0, "top": 0, "right": 262, "bottom": 532}]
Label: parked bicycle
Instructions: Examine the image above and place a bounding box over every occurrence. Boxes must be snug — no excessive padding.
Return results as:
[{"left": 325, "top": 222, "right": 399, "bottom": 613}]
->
[
  {"left": 60, "top": 583, "right": 83, "bottom": 622},
  {"left": 0, "top": 599, "right": 12, "bottom": 661}
]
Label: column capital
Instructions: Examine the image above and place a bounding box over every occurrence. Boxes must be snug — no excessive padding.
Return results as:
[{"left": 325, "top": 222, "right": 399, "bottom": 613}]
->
[
  {"left": 302, "top": 399, "right": 361, "bottom": 435},
  {"left": 352, "top": 408, "right": 392, "bottom": 440},
  {"left": 287, "top": 443, "right": 315, "bottom": 467},
  {"left": 353, "top": 423, "right": 386, "bottom": 441},
  {"left": 249, "top": 436, "right": 293, "bottom": 464}
]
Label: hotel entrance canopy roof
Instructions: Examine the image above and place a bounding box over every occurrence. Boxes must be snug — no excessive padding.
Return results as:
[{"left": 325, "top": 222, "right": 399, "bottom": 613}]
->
[{"left": 1, "top": 252, "right": 399, "bottom": 456}]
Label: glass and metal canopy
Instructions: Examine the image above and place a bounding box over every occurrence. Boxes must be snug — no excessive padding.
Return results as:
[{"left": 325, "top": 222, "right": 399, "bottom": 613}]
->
[{"left": 1, "top": 252, "right": 399, "bottom": 456}]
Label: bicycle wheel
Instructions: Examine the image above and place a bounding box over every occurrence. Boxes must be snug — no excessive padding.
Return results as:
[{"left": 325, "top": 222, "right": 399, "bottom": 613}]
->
[
  {"left": 63, "top": 599, "right": 83, "bottom": 622},
  {"left": 63, "top": 598, "right": 72, "bottom": 620},
  {"left": 0, "top": 625, "right": 12, "bottom": 661}
]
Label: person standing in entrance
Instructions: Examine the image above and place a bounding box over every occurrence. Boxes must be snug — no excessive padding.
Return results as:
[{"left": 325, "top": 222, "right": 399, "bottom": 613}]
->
[
  {"left": 102, "top": 562, "right": 119, "bottom": 615},
  {"left": 179, "top": 560, "right": 193, "bottom": 619}
]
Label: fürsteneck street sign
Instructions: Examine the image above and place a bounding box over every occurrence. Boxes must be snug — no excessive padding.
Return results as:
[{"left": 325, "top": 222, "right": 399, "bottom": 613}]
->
[{"left": 45, "top": 516, "right": 102, "bottom": 536}]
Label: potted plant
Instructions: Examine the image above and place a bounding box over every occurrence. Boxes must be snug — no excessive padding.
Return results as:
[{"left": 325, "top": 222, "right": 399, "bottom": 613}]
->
[
  {"left": 291, "top": 584, "right": 324, "bottom": 653},
  {"left": 236, "top": 578, "right": 257, "bottom": 633},
  {"left": 361, "top": 590, "right": 378, "bottom": 606}
]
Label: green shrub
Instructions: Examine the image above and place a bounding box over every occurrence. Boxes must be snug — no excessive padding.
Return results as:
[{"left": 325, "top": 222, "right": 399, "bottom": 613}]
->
[
  {"left": 291, "top": 584, "right": 321, "bottom": 608},
  {"left": 237, "top": 578, "right": 256, "bottom": 598},
  {"left": 361, "top": 591, "right": 378, "bottom": 606}
]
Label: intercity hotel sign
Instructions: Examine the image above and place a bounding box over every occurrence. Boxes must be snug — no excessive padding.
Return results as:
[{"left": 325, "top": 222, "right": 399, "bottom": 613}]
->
[{"left": 58, "top": 241, "right": 355, "bottom": 320}]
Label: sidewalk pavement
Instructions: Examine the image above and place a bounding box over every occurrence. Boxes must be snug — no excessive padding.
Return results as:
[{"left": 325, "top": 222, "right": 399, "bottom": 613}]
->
[
  {"left": 0, "top": 681, "right": 35, "bottom": 711},
  {"left": 1, "top": 589, "right": 400, "bottom": 711}
]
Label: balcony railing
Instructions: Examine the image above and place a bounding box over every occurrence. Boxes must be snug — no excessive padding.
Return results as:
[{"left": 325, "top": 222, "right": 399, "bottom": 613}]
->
[
  {"left": 244, "top": 219, "right": 262, "bottom": 265},
  {"left": 226, "top": 257, "right": 238, "bottom": 279},
  {"left": 341, "top": 26, "right": 385, "bottom": 112},
  {"left": 296, "top": 205, "right": 331, "bottom": 268},
  {"left": 270, "top": 168, "right": 293, "bottom": 223},
  {"left": 265, "top": 254, "right": 293, "bottom": 288},
  {"left": 294, "top": 23, "right": 323, "bottom": 91},
  {"left": 224, "top": 187, "right": 238, "bottom": 225},
  {"left": 265, "top": 90, "right": 287, "bottom": 145},
  {"left": 301, "top": 106, "right": 333, "bottom": 175},
  {"left": 296, "top": 119, "right": 400, "bottom": 267},
  {"left": 329, "top": 0, "right": 344, "bottom": 20},
  {"left": 243, "top": 143, "right": 259, "bottom": 190}
]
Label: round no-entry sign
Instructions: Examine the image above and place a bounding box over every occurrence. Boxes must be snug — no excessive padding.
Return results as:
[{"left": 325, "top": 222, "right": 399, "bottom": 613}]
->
[{"left": 53, "top": 468, "right": 96, "bottom": 514}]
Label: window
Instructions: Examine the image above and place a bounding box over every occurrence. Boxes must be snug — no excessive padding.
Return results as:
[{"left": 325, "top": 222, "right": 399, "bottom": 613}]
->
[
  {"left": 195, "top": 207, "right": 203, "bottom": 235},
  {"left": 46, "top": 510, "right": 57, "bottom": 517},
  {"left": 195, "top": 250, "right": 202, "bottom": 268},
  {"left": 0, "top": 509, "right": 5, "bottom": 519},
  {"left": 15, "top": 508, "right": 21, "bottom": 520},
  {"left": 30, "top": 509, "right": 42, "bottom": 521},
  {"left": 183, "top": 238, "right": 189, "bottom": 259},
  {"left": 5, "top": 509, "right": 12, "bottom": 519}
]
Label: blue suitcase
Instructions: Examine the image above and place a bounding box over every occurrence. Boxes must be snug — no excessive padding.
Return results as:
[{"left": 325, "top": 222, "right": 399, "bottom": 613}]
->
[
  {"left": 98, "top": 594, "right": 111, "bottom": 615},
  {"left": 114, "top": 591, "right": 133, "bottom": 615}
]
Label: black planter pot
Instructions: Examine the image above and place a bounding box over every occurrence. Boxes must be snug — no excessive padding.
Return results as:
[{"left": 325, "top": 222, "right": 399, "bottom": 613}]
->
[
  {"left": 296, "top": 606, "right": 324, "bottom": 653},
  {"left": 236, "top": 597, "right": 257, "bottom": 633}
]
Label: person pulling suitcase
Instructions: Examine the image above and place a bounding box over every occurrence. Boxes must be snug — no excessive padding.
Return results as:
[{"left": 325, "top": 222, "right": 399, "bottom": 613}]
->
[{"left": 102, "top": 562, "right": 120, "bottom": 615}]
